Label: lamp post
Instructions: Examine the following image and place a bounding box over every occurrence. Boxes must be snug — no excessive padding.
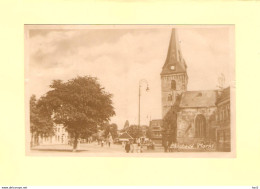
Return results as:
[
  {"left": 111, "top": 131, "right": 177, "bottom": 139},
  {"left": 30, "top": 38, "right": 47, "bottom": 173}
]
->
[{"left": 138, "top": 79, "right": 149, "bottom": 143}]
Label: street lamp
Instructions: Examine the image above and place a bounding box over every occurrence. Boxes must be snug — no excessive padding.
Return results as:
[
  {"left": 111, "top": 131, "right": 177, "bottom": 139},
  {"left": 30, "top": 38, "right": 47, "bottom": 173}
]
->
[{"left": 138, "top": 79, "right": 149, "bottom": 143}]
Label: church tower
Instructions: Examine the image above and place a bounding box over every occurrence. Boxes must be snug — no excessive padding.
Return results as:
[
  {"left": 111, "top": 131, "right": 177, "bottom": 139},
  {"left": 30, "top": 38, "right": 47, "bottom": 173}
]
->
[{"left": 161, "top": 29, "right": 188, "bottom": 118}]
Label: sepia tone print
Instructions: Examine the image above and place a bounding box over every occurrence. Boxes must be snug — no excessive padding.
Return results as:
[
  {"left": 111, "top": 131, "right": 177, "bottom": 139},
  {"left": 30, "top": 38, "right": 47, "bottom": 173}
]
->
[{"left": 25, "top": 25, "right": 235, "bottom": 157}]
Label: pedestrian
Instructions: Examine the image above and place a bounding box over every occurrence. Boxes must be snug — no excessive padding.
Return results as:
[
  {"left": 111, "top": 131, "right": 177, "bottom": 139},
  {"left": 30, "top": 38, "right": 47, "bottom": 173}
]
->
[
  {"left": 137, "top": 143, "right": 141, "bottom": 153},
  {"left": 130, "top": 142, "right": 134, "bottom": 153},
  {"left": 125, "top": 142, "right": 130, "bottom": 153},
  {"left": 109, "top": 137, "right": 113, "bottom": 147},
  {"left": 101, "top": 140, "right": 104, "bottom": 147}
]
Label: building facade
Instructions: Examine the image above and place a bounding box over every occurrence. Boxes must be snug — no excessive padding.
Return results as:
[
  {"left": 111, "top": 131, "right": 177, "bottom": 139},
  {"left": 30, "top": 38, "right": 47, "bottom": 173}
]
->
[
  {"left": 37, "top": 123, "right": 69, "bottom": 145},
  {"left": 215, "top": 87, "right": 231, "bottom": 151},
  {"left": 161, "top": 29, "right": 231, "bottom": 151}
]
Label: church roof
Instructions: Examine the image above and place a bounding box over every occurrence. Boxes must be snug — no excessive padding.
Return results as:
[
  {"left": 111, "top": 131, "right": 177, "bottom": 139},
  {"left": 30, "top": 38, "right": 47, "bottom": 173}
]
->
[
  {"left": 179, "top": 90, "right": 217, "bottom": 108},
  {"left": 161, "top": 28, "right": 187, "bottom": 76}
]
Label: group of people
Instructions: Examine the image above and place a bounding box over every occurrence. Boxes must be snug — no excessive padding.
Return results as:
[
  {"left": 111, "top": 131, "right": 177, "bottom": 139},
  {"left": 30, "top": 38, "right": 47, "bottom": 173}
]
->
[
  {"left": 121, "top": 139, "right": 156, "bottom": 153},
  {"left": 98, "top": 137, "right": 113, "bottom": 147},
  {"left": 123, "top": 141, "right": 143, "bottom": 153}
]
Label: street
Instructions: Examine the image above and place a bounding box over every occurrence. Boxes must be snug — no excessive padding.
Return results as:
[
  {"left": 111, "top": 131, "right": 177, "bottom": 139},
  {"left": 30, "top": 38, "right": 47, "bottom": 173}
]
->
[{"left": 30, "top": 142, "right": 164, "bottom": 155}]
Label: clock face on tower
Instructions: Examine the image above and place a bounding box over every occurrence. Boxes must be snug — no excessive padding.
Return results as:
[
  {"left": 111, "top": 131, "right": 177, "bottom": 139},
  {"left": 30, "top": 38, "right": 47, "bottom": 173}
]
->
[{"left": 169, "top": 65, "right": 175, "bottom": 70}]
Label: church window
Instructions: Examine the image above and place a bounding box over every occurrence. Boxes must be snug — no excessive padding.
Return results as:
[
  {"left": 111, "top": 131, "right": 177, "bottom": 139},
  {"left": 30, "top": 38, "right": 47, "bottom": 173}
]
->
[
  {"left": 195, "top": 114, "right": 206, "bottom": 138},
  {"left": 171, "top": 80, "right": 176, "bottom": 90}
]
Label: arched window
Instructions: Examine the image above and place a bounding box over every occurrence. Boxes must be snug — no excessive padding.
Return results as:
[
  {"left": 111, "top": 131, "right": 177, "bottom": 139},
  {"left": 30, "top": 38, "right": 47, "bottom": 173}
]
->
[
  {"left": 171, "top": 80, "right": 176, "bottom": 90},
  {"left": 195, "top": 114, "right": 206, "bottom": 138}
]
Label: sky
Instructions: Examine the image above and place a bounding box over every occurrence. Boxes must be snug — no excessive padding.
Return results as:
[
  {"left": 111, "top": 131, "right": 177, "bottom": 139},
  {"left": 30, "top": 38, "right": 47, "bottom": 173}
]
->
[{"left": 27, "top": 26, "right": 234, "bottom": 129}]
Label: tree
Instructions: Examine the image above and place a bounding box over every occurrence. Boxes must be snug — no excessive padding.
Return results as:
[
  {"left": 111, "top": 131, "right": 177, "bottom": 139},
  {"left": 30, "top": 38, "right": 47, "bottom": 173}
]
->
[
  {"left": 161, "top": 95, "right": 181, "bottom": 152},
  {"left": 127, "top": 125, "right": 142, "bottom": 139},
  {"left": 42, "top": 76, "right": 115, "bottom": 151},
  {"left": 110, "top": 123, "right": 118, "bottom": 139},
  {"left": 162, "top": 108, "right": 177, "bottom": 150},
  {"left": 30, "top": 95, "right": 54, "bottom": 147},
  {"left": 103, "top": 122, "right": 111, "bottom": 138},
  {"left": 103, "top": 123, "right": 118, "bottom": 139}
]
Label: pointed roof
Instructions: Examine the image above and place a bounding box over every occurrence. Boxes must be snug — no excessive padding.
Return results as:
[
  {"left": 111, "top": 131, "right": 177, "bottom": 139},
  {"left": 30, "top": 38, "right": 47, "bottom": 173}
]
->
[{"left": 161, "top": 29, "right": 187, "bottom": 75}]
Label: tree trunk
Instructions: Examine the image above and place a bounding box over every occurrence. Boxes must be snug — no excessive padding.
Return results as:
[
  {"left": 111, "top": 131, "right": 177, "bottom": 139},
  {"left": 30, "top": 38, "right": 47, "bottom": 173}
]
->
[{"left": 73, "top": 134, "right": 78, "bottom": 152}]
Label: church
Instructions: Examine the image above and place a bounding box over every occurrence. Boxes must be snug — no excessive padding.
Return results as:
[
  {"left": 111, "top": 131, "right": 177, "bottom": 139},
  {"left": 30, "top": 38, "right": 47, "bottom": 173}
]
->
[{"left": 160, "top": 29, "right": 231, "bottom": 151}]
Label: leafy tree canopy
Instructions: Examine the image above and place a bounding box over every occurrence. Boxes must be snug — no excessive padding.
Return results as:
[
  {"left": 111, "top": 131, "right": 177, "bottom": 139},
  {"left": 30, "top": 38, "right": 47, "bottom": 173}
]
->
[
  {"left": 127, "top": 125, "right": 142, "bottom": 139},
  {"left": 30, "top": 95, "right": 54, "bottom": 146},
  {"left": 42, "top": 76, "right": 115, "bottom": 150},
  {"left": 162, "top": 95, "right": 181, "bottom": 147},
  {"left": 103, "top": 123, "right": 118, "bottom": 139}
]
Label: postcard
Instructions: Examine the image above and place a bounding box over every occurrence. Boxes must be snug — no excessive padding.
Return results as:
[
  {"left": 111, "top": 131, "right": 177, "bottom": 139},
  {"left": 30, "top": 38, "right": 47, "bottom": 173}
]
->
[{"left": 25, "top": 25, "right": 235, "bottom": 158}]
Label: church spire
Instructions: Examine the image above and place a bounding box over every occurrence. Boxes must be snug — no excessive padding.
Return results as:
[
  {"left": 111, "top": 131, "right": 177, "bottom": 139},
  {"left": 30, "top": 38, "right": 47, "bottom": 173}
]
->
[{"left": 161, "top": 28, "right": 187, "bottom": 76}]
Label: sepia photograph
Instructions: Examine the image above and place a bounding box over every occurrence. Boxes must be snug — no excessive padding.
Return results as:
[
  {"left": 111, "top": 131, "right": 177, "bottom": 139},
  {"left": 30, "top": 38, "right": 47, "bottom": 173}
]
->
[
  {"left": 25, "top": 25, "right": 235, "bottom": 157},
  {"left": 2, "top": 0, "right": 260, "bottom": 186}
]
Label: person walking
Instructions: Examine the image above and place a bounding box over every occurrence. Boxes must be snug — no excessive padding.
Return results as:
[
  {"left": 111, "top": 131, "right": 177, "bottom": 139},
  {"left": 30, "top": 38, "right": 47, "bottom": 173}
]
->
[
  {"left": 125, "top": 142, "right": 130, "bottom": 153},
  {"left": 108, "top": 137, "right": 113, "bottom": 147},
  {"left": 137, "top": 143, "right": 141, "bottom": 153},
  {"left": 130, "top": 142, "right": 134, "bottom": 153}
]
